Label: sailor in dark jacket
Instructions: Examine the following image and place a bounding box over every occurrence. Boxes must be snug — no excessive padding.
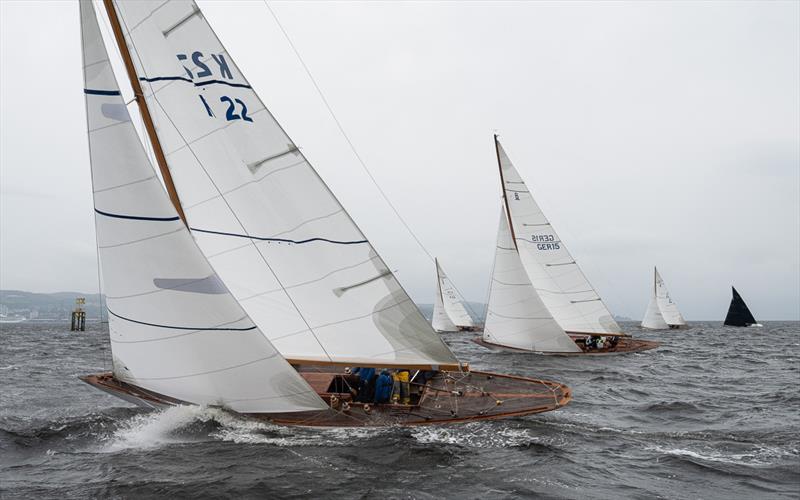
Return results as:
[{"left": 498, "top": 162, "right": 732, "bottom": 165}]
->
[
  {"left": 373, "top": 370, "right": 393, "bottom": 404},
  {"left": 353, "top": 367, "right": 376, "bottom": 402}
]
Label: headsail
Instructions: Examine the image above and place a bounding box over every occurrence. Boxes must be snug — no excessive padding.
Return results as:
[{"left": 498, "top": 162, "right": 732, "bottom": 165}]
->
[
  {"left": 483, "top": 212, "right": 580, "bottom": 352},
  {"left": 641, "top": 269, "right": 669, "bottom": 329},
  {"left": 105, "top": 0, "right": 458, "bottom": 369},
  {"left": 431, "top": 259, "right": 474, "bottom": 332},
  {"left": 655, "top": 267, "right": 686, "bottom": 327},
  {"left": 495, "top": 137, "right": 621, "bottom": 334},
  {"left": 80, "top": 0, "right": 325, "bottom": 413},
  {"left": 724, "top": 286, "right": 758, "bottom": 327}
]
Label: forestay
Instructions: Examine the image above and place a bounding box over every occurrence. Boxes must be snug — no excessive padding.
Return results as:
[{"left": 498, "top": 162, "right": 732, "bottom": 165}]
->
[
  {"left": 80, "top": 0, "right": 325, "bottom": 413},
  {"left": 496, "top": 138, "right": 621, "bottom": 334},
  {"left": 483, "top": 213, "right": 580, "bottom": 352},
  {"left": 655, "top": 268, "right": 686, "bottom": 326},
  {"left": 431, "top": 259, "right": 474, "bottom": 332},
  {"left": 108, "top": 0, "right": 457, "bottom": 368}
]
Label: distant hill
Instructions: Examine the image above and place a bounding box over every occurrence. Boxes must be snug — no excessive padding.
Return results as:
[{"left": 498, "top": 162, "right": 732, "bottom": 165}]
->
[{"left": 0, "top": 290, "right": 103, "bottom": 320}]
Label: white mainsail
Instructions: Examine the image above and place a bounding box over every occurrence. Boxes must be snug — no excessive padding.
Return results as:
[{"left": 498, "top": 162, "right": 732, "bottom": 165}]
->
[
  {"left": 431, "top": 259, "right": 474, "bottom": 332},
  {"left": 106, "top": 0, "right": 458, "bottom": 369},
  {"left": 496, "top": 138, "right": 621, "bottom": 335},
  {"left": 655, "top": 268, "right": 686, "bottom": 327},
  {"left": 80, "top": 0, "right": 325, "bottom": 413},
  {"left": 483, "top": 212, "right": 580, "bottom": 352}
]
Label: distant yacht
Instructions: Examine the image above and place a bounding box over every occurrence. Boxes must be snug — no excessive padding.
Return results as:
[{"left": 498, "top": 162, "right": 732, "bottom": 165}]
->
[
  {"left": 474, "top": 135, "right": 658, "bottom": 355},
  {"left": 724, "top": 286, "right": 762, "bottom": 327},
  {"left": 641, "top": 267, "right": 688, "bottom": 330},
  {"left": 431, "top": 258, "right": 477, "bottom": 332}
]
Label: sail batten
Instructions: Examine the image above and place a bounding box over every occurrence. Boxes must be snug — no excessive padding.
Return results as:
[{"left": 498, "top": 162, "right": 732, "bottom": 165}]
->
[
  {"left": 81, "top": 0, "right": 326, "bottom": 413},
  {"left": 495, "top": 138, "right": 620, "bottom": 335},
  {"left": 109, "top": 0, "right": 457, "bottom": 368}
]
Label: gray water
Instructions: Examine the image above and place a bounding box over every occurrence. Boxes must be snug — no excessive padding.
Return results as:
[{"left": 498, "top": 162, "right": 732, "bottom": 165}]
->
[{"left": 1, "top": 321, "right": 798, "bottom": 498}]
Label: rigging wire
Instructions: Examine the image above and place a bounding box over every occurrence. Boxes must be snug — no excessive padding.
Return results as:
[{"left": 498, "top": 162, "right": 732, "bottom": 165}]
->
[{"left": 262, "top": 1, "right": 485, "bottom": 323}]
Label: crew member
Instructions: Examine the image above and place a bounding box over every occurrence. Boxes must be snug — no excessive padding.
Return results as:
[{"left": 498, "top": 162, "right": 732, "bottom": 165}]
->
[{"left": 374, "top": 369, "right": 393, "bottom": 404}]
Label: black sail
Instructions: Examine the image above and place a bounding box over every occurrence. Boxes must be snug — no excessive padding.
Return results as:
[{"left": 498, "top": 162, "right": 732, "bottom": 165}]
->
[{"left": 723, "top": 286, "right": 757, "bottom": 327}]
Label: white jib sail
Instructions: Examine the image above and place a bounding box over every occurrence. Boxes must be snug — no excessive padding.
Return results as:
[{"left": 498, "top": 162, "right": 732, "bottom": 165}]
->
[
  {"left": 107, "top": 0, "right": 457, "bottom": 369},
  {"left": 483, "top": 212, "right": 580, "bottom": 352},
  {"left": 431, "top": 259, "right": 474, "bottom": 332},
  {"left": 496, "top": 139, "right": 621, "bottom": 335},
  {"left": 80, "top": 0, "right": 325, "bottom": 413},
  {"left": 655, "top": 268, "right": 686, "bottom": 327},
  {"left": 641, "top": 295, "right": 669, "bottom": 330}
]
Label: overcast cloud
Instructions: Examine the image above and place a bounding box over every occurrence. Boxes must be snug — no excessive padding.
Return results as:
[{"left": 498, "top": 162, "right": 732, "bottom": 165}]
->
[{"left": 1, "top": 0, "right": 798, "bottom": 320}]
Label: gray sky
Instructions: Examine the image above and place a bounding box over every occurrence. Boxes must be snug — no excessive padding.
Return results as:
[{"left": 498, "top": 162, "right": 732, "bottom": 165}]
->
[{"left": 1, "top": 0, "right": 798, "bottom": 320}]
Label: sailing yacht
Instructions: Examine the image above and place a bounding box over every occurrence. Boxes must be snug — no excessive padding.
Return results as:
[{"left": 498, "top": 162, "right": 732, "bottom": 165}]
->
[
  {"left": 431, "top": 258, "right": 477, "bottom": 332},
  {"left": 474, "top": 136, "right": 658, "bottom": 355},
  {"left": 724, "top": 286, "right": 762, "bottom": 327},
  {"left": 78, "top": 0, "right": 571, "bottom": 426},
  {"left": 641, "top": 267, "right": 688, "bottom": 330}
]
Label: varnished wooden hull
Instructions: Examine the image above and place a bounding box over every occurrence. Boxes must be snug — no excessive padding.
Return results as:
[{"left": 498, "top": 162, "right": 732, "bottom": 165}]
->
[
  {"left": 81, "top": 368, "right": 571, "bottom": 427},
  {"left": 472, "top": 336, "right": 659, "bottom": 355}
]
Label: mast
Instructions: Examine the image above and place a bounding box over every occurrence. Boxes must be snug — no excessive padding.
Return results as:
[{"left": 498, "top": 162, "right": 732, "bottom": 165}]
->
[
  {"left": 102, "top": 0, "right": 187, "bottom": 224},
  {"left": 654, "top": 266, "right": 657, "bottom": 296},
  {"left": 435, "top": 257, "right": 444, "bottom": 305},
  {"left": 494, "top": 134, "right": 518, "bottom": 250}
]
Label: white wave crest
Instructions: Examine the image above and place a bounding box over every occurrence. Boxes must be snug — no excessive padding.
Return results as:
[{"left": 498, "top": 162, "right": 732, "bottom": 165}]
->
[
  {"left": 411, "top": 422, "right": 551, "bottom": 448},
  {"left": 103, "top": 405, "right": 398, "bottom": 450}
]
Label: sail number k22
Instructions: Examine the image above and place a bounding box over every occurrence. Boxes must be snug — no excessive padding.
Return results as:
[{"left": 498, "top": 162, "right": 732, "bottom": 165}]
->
[{"left": 175, "top": 51, "right": 254, "bottom": 124}]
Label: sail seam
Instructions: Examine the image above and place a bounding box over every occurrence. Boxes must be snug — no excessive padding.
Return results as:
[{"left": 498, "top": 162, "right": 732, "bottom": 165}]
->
[
  {"left": 84, "top": 88, "right": 122, "bottom": 96},
  {"left": 107, "top": 308, "right": 255, "bottom": 331},
  {"left": 492, "top": 278, "right": 531, "bottom": 286},
  {"left": 488, "top": 311, "right": 555, "bottom": 320},
  {"left": 190, "top": 227, "right": 368, "bottom": 246},
  {"left": 98, "top": 226, "right": 183, "bottom": 250},
  {"left": 93, "top": 175, "right": 156, "bottom": 194},
  {"left": 95, "top": 208, "right": 180, "bottom": 222},
  {"left": 138, "top": 75, "right": 252, "bottom": 89},
  {"left": 119, "top": 352, "right": 280, "bottom": 381},
  {"left": 163, "top": 108, "right": 268, "bottom": 158}
]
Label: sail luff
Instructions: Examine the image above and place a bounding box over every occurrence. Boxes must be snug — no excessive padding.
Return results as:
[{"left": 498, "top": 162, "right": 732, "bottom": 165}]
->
[
  {"left": 101, "top": 0, "right": 186, "bottom": 224},
  {"left": 495, "top": 134, "right": 518, "bottom": 250}
]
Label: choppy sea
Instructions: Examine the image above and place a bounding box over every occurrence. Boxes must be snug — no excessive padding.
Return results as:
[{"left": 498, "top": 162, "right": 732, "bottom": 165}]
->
[{"left": 1, "top": 321, "right": 798, "bottom": 498}]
